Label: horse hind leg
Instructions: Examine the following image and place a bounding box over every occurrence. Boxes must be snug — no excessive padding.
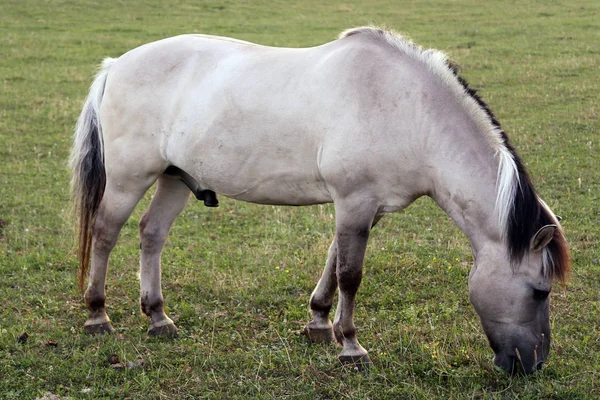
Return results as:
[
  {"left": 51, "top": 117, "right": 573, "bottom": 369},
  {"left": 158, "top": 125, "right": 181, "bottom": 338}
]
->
[
  {"left": 139, "top": 174, "right": 190, "bottom": 337},
  {"left": 84, "top": 179, "right": 153, "bottom": 334}
]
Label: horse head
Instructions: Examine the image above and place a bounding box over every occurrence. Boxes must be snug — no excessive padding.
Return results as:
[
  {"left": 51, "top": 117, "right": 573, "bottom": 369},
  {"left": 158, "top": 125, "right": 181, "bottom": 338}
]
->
[{"left": 469, "top": 224, "right": 567, "bottom": 374}]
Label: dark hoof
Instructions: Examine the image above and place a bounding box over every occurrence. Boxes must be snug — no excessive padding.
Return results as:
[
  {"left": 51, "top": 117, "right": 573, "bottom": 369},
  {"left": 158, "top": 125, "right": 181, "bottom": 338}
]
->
[
  {"left": 148, "top": 323, "right": 178, "bottom": 338},
  {"left": 304, "top": 325, "right": 335, "bottom": 344},
  {"left": 84, "top": 322, "right": 115, "bottom": 335},
  {"left": 338, "top": 354, "right": 372, "bottom": 371}
]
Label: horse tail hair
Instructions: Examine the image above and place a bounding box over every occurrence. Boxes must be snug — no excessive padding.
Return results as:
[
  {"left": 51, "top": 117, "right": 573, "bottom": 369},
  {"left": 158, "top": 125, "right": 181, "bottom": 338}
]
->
[{"left": 69, "top": 58, "right": 116, "bottom": 292}]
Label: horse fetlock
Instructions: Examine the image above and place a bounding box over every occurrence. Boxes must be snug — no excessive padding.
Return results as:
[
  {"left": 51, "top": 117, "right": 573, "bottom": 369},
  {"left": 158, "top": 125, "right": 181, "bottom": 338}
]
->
[
  {"left": 140, "top": 294, "right": 164, "bottom": 317},
  {"left": 84, "top": 290, "right": 106, "bottom": 312},
  {"left": 333, "top": 323, "right": 357, "bottom": 346},
  {"left": 143, "top": 301, "right": 177, "bottom": 338},
  {"left": 309, "top": 297, "right": 332, "bottom": 316}
]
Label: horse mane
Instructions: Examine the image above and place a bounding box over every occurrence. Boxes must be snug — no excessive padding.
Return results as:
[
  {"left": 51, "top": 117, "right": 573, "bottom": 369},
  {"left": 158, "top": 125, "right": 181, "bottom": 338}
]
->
[{"left": 340, "top": 26, "right": 570, "bottom": 283}]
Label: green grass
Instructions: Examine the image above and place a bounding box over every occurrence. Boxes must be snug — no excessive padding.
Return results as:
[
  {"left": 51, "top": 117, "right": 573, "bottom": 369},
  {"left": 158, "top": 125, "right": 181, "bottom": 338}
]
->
[{"left": 1, "top": 0, "right": 599, "bottom": 398}]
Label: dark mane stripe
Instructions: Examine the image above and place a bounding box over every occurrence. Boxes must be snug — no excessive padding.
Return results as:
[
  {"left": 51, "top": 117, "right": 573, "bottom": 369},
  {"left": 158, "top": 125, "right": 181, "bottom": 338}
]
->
[{"left": 446, "top": 60, "right": 570, "bottom": 283}]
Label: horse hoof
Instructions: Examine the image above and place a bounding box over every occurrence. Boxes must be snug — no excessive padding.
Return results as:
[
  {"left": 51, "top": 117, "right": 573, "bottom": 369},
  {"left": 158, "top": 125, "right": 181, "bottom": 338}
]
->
[
  {"left": 148, "top": 322, "right": 178, "bottom": 338},
  {"left": 84, "top": 322, "right": 115, "bottom": 335},
  {"left": 304, "top": 324, "right": 335, "bottom": 344},
  {"left": 338, "top": 353, "right": 372, "bottom": 371}
]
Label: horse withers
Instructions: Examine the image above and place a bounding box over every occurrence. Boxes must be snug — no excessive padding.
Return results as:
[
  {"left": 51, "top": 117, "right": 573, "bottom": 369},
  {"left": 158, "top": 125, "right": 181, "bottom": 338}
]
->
[{"left": 70, "top": 27, "right": 569, "bottom": 374}]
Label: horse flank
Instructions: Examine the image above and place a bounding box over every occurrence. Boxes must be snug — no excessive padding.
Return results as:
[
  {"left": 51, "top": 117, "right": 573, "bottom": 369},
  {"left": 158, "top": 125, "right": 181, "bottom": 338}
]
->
[{"left": 341, "top": 27, "right": 569, "bottom": 282}]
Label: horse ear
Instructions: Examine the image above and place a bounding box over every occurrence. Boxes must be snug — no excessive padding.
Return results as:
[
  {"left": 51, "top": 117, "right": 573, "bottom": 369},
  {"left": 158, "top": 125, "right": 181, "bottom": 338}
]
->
[{"left": 531, "top": 225, "right": 556, "bottom": 252}]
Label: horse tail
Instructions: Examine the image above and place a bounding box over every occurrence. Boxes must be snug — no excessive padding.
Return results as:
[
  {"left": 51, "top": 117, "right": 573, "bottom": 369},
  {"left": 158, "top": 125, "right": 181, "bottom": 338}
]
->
[{"left": 69, "top": 58, "right": 116, "bottom": 292}]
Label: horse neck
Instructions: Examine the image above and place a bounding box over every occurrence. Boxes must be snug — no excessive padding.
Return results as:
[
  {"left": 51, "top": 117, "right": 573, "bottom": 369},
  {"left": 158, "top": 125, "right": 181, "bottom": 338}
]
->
[{"left": 426, "top": 124, "right": 506, "bottom": 256}]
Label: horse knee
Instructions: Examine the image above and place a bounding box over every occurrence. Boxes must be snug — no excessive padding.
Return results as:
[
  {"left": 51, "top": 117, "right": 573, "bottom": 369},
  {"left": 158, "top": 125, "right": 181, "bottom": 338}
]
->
[{"left": 334, "top": 321, "right": 357, "bottom": 343}]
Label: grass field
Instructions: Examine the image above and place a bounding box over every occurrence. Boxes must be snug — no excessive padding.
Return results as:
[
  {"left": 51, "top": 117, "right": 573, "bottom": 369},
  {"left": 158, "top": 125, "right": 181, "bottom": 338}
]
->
[{"left": 1, "top": 0, "right": 599, "bottom": 398}]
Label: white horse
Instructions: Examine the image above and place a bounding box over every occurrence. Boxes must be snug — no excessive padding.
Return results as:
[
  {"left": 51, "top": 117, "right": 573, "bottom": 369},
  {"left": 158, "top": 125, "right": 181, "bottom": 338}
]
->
[{"left": 70, "top": 27, "right": 569, "bottom": 374}]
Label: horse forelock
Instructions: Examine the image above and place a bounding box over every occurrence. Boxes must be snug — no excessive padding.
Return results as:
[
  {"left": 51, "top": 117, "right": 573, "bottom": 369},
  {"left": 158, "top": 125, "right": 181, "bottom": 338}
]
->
[{"left": 340, "top": 27, "right": 570, "bottom": 283}]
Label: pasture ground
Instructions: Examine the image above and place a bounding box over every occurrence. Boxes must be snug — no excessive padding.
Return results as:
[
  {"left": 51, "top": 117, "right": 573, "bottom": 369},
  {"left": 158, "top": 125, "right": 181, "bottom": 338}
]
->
[{"left": 1, "top": 0, "right": 598, "bottom": 398}]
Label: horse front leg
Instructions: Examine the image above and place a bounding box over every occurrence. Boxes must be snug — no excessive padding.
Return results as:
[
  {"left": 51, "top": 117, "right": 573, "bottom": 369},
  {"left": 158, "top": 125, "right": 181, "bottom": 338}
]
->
[
  {"left": 332, "top": 202, "right": 377, "bottom": 370},
  {"left": 139, "top": 175, "right": 190, "bottom": 337},
  {"left": 305, "top": 239, "right": 337, "bottom": 343}
]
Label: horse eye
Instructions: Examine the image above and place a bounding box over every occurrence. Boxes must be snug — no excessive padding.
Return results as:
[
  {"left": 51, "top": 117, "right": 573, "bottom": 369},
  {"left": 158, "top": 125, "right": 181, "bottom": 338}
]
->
[{"left": 533, "top": 288, "right": 550, "bottom": 301}]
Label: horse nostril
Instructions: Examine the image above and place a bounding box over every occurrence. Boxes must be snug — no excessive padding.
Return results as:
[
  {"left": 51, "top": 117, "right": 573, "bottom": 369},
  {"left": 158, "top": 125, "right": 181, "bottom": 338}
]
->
[{"left": 535, "top": 360, "right": 544, "bottom": 371}]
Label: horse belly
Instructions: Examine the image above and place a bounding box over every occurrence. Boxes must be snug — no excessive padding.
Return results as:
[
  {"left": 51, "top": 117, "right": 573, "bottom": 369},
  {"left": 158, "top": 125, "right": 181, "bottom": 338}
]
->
[
  {"left": 168, "top": 110, "right": 333, "bottom": 205},
  {"left": 224, "top": 174, "right": 332, "bottom": 205},
  {"left": 177, "top": 146, "right": 332, "bottom": 205}
]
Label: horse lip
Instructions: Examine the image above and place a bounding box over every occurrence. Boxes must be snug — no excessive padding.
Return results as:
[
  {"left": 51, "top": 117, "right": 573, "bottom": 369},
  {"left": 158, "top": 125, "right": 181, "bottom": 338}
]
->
[
  {"left": 494, "top": 354, "right": 517, "bottom": 374},
  {"left": 494, "top": 353, "right": 544, "bottom": 375},
  {"left": 484, "top": 319, "right": 550, "bottom": 374}
]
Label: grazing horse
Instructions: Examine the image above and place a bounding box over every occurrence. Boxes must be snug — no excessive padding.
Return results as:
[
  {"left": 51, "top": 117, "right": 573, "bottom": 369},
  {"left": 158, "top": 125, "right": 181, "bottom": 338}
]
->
[{"left": 70, "top": 27, "right": 569, "bottom": 374}]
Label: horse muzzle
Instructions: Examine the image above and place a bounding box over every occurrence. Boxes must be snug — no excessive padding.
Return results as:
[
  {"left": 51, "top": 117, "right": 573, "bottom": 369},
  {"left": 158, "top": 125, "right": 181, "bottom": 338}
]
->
[
  {"left": 494, "top": 350, "right": 546, "bottom": 374},
  {"left": 492, "top": 333, "right": 550, "bottom": 375}
]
